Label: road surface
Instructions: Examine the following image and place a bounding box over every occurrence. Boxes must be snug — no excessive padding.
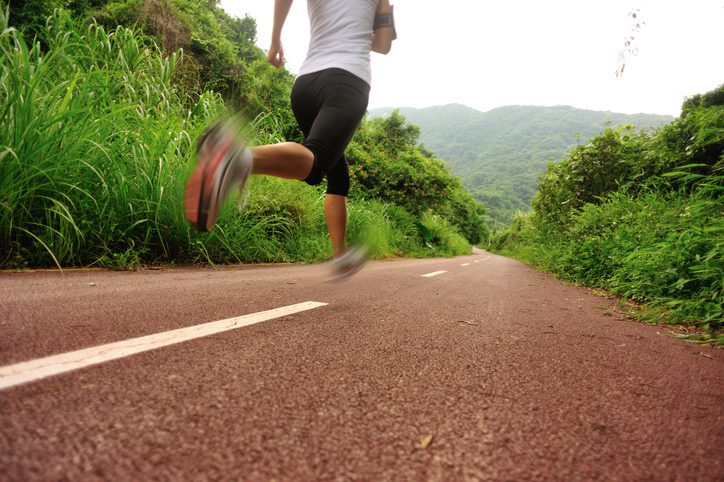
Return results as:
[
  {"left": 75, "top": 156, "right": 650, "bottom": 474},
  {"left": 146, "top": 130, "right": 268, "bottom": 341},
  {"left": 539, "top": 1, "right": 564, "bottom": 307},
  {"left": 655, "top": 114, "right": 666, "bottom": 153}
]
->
[{"left": 1, "top": 252, "right": 722, "bottom": 480}]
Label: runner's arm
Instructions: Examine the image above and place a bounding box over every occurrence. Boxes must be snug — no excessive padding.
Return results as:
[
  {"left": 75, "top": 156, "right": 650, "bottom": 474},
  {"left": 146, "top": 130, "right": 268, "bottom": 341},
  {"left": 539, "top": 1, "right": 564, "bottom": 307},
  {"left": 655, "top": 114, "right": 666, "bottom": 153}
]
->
[
  {"left": 372, "top": 0, "right": 395, "bottom": 54},
  {"left": 269, "top": 0, "right": 293, "bottom": 67}
]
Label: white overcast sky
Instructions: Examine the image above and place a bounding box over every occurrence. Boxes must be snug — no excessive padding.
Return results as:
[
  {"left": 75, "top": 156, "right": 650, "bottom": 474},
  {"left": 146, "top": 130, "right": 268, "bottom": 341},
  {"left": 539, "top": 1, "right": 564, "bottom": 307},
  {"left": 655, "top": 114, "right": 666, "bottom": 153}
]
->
[{"left": 220, "top": 0, "right": 724, "bottom": 116}]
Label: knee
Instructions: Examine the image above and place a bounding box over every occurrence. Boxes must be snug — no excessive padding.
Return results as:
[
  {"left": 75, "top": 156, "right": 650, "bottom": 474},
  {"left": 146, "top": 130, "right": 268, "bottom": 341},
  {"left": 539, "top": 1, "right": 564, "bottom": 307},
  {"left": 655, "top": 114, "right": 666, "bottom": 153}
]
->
[
  {"left": 301, "top": 139, "right": 327, "bottom": 186},
  {"left": 304, "top": 169, "right": 326, "bottom": 187}
]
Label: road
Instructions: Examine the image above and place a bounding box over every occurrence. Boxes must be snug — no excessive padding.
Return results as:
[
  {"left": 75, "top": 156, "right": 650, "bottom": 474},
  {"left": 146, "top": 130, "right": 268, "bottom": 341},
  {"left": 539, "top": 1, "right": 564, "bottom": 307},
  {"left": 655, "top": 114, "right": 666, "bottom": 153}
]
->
[{"left": 1, "top": 251, "right": 722, "bottom": 481}]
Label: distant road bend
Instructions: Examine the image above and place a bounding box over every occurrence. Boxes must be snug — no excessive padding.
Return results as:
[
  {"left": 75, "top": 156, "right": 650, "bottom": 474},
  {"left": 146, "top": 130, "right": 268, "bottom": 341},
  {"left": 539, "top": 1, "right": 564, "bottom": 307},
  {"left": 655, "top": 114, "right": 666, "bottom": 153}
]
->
[{"left": 1, "top": 251, "right": 722, "bottom": 480}]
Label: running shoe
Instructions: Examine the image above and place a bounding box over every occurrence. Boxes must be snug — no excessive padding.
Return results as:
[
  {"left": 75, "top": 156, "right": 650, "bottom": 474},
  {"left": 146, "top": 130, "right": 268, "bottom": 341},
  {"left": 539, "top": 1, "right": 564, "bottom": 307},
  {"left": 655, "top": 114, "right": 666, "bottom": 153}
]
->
[
  {"left": 326, "top": 245, "right": 369, "bottom": 283},
  {"left": 184, "top": 119, "right": 252, "bottom": 232}
]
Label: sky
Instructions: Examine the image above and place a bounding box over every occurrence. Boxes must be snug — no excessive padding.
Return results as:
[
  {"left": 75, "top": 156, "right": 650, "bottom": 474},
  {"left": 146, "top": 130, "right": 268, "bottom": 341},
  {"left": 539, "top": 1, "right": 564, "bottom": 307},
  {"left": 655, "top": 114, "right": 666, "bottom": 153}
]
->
[{"left": 219, "top": 0, "right": 724, "bottom": 117}]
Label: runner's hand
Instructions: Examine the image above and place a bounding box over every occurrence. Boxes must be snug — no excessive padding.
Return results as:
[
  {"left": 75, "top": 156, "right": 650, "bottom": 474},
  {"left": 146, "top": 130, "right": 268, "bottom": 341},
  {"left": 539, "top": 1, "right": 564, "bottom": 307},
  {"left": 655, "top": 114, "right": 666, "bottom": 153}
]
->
[{"left": 268, "top": 41, "right": 285, "bottom": 68}]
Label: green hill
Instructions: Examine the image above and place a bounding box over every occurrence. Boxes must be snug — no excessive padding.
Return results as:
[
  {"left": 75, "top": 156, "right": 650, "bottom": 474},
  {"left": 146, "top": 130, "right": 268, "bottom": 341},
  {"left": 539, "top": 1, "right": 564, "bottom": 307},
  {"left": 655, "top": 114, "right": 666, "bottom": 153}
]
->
[{"left": 369, "top": 104, "right": 674, "bottom": 227}]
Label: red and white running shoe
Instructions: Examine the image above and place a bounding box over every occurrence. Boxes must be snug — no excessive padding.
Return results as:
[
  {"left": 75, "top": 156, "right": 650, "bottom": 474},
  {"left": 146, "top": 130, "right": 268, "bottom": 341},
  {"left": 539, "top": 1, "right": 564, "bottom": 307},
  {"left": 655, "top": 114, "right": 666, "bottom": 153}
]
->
[{"left": 184, "top": 119, "right": 252, "bottom": 232}]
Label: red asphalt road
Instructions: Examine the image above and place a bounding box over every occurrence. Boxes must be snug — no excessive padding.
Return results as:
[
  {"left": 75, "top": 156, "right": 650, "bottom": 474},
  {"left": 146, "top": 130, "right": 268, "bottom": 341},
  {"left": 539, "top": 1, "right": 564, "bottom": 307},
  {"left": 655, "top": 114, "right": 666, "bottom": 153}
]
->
[{"left": 1, "top": 251, "right": 722, "bottom": 481}]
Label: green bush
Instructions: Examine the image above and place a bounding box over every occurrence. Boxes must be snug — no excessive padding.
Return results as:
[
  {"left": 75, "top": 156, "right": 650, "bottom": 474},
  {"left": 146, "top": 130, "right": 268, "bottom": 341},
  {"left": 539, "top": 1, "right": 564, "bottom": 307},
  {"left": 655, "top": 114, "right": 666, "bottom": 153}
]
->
[
  {"left": 532, "top": 126, "right": 650, "bottom": 228},
  {"left": 5, "top": 0, "right": 66, "bottom": 41},
  {"left": 349, "top": 112, "right": 488, "bottom": 244}
]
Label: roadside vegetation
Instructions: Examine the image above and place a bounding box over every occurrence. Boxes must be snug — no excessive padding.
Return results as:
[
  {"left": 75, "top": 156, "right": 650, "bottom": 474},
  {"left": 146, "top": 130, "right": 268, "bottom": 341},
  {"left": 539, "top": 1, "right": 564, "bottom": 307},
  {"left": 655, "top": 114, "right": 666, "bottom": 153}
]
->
[
  {"left": 493, "top": 85, "right": 723, "bottom": 341},
  {"left": 1, "top": 3, "right": 484, "bottom": 269}
]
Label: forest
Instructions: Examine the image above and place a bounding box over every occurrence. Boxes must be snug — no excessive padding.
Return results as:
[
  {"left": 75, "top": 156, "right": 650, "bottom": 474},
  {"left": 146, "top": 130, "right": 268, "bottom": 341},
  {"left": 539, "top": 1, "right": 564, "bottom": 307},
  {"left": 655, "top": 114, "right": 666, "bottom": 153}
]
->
[{"left": 370, "top": 104, "right": 673, "bottom": 227}]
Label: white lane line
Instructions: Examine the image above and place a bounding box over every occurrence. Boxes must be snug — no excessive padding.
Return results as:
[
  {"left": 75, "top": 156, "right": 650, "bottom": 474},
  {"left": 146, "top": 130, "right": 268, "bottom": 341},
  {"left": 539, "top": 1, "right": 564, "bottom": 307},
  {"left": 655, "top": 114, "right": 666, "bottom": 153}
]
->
[
  {"left": 461, "top": 263, "right": 471, "bottom": 267},
  {"left": 474, "top": 256, "right": 490, "bottom": 263},
  {"left": 421, "top": 271, "right": 447, "bottom": 278},
  {"left": 0, "top": 301, "right": 327, "bottom": 391}
]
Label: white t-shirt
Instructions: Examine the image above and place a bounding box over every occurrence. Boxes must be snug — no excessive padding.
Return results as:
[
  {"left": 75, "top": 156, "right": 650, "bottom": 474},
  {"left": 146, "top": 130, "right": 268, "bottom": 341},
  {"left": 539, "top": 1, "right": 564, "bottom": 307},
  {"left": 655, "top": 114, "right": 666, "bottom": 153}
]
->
[{"left": 298, "top": 0, "right": 379, "bottom": 85}]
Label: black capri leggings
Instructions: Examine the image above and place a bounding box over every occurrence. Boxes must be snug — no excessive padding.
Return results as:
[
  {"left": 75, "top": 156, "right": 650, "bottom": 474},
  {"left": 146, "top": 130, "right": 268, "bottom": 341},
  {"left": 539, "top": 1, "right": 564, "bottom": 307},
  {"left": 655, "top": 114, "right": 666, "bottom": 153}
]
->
[{"left": 291, "top": 68, "right": 370, "bottom": 197}]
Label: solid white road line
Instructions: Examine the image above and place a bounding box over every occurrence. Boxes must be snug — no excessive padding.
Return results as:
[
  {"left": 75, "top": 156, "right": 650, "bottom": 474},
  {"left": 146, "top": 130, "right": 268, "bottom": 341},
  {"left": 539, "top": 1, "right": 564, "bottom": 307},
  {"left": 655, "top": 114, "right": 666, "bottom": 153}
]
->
[
  {"left": 0, "top": 301, "right": 328, "bottom": 391},
  {"left": 421, "top": 271, "right": 447, "bottom": 278}
]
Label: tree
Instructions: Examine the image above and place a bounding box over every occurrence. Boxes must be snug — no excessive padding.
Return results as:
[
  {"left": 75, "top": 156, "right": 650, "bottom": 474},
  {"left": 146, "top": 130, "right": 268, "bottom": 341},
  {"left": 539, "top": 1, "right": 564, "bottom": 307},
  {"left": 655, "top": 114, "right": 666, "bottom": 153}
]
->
[{"left": 369, "top": 110, "right": 421, "bottom": 156}]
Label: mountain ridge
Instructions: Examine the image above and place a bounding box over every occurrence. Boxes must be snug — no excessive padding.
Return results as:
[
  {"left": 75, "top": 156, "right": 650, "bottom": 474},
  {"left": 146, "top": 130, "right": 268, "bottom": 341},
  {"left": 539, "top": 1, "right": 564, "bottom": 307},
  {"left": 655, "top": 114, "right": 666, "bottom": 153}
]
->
[{"left": 368, "top": 104, "right": 674, "bottom": 226}]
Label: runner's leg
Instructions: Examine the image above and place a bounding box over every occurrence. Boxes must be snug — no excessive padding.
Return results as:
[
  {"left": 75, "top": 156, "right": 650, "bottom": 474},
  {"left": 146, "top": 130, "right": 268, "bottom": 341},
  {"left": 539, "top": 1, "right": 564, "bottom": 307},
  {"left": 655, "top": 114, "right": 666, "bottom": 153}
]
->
[
  {"left": 250, "top": 142, "right": 313, "bottom": 179},
  {"left": 289, "top": 69, "right": 368, "bottom": 256}
]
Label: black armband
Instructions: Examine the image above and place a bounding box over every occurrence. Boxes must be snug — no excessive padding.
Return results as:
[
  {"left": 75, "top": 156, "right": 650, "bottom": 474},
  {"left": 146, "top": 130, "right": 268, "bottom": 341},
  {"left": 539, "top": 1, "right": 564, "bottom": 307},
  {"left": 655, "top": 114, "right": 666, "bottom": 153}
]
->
[
  {"left": 373, "top": 6, "right": 397, "bottom": 40},
  {"left": 373, "top": 13, "right": 393, "bottom": 30}
]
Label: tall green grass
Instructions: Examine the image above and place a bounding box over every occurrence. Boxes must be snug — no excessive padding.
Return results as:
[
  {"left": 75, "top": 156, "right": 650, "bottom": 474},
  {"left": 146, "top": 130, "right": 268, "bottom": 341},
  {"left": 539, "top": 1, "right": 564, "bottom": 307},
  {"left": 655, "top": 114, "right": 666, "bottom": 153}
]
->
[
  {"left": 0, "top": 7, "right": 219, "bottom": 267},
  {"left": 1, "top": 8, "right": 470, "bottom": 269},
  {"left": 498, "top": 178, "right": 723, "bottom": 336}
]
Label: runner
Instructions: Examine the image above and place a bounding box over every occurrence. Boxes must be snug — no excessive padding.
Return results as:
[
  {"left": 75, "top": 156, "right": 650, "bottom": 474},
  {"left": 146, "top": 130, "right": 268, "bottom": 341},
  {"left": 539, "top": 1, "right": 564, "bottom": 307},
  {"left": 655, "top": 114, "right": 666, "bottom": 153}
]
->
[{"left": 184, "top": 0, "right": 396, "bottom": 281}]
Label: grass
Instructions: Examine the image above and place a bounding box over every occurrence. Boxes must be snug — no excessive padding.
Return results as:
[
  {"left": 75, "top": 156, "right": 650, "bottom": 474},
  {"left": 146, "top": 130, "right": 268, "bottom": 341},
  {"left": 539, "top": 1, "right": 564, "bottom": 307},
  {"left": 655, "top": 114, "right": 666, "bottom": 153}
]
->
[
  {"left": 1, "top": 8, "right": 214, "bottom": 267},
  {"left": 495, "top": 181, "right": 723, "bottom": 339}
]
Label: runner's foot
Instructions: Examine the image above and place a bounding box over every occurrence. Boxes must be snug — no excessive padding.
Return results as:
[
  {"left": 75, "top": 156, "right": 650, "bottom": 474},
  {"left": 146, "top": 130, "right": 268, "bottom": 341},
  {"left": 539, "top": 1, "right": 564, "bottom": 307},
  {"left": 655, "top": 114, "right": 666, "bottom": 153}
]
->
[
  {"left": 326, "top": 246, "right": 369, "bottom": 283},
  {"left": 184, "top": 119, "right": 252, "bottom": 231}
]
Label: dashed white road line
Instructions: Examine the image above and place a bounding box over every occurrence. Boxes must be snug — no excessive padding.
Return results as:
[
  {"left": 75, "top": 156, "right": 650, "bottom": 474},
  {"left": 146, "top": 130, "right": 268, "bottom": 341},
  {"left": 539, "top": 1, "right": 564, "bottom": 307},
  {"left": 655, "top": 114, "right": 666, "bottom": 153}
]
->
[
  {"left": 421, "top": 271, "right": 447, "bottom": 278},
  {"left": 461, "top": 263, "right": 471, "bottom": 267},
  {"left": 0, "top": 301, "right": 327, "bottom": 391}
]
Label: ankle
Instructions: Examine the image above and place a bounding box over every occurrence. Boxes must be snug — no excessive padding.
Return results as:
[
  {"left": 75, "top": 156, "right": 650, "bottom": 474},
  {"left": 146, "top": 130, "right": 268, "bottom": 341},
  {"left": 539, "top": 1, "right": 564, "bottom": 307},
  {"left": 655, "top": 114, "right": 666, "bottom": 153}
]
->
[{"left": 239, "top": 147, "right": 253, "bottom": 168}]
